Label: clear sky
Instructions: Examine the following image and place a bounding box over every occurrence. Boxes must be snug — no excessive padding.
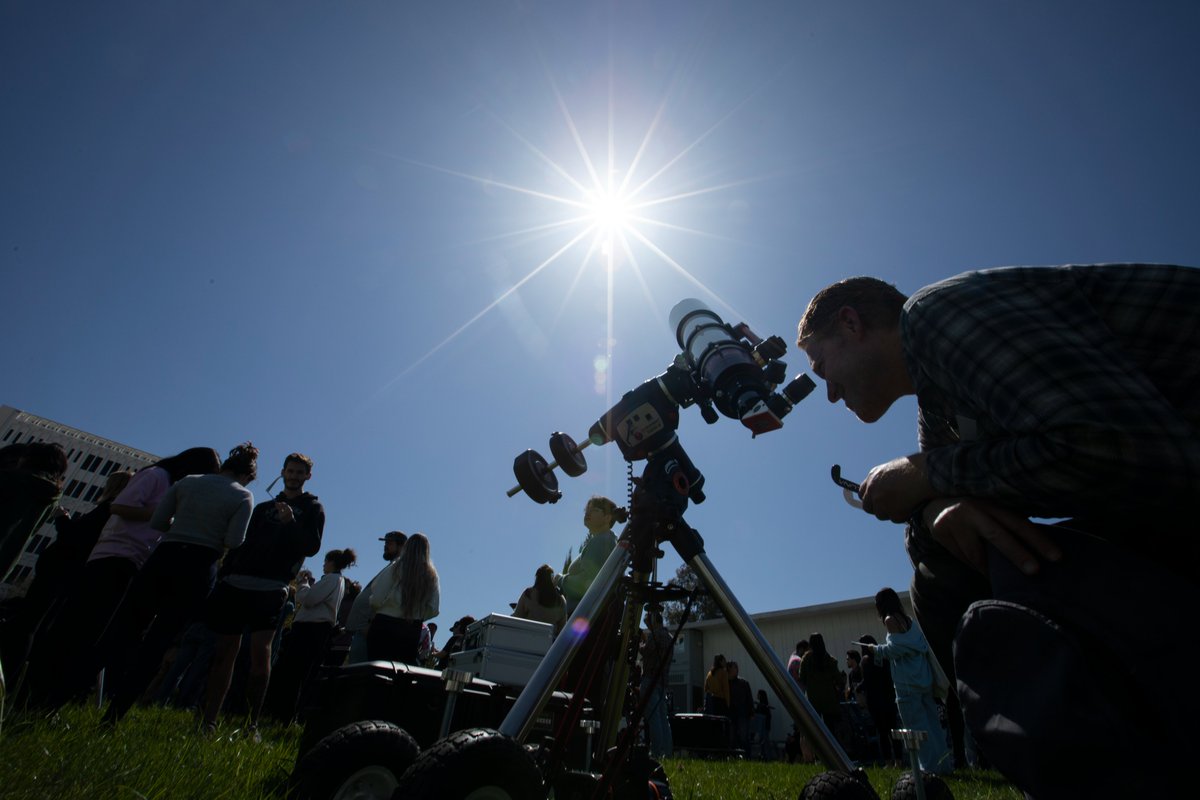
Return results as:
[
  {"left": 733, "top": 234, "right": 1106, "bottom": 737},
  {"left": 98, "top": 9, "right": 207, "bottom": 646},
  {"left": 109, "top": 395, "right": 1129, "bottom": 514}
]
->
[{"left": 4, "top": 2, "right": 1199, "bottom": 637}]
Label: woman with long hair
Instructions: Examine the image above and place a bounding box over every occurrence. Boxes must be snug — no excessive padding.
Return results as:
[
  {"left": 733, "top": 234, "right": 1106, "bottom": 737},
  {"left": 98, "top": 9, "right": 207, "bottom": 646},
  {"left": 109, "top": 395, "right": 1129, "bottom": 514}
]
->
[
  {"left": 367, "top": 533, "right": 439, "bottom": 664},
  {"left": 870, "top": 587, "right": 953, "bottom": 774},
  {"left": 703, "top": 653, "right": 731, "bottom": 716},
  {"left": 513, "top": 563, "right": 567, "bottom": 635},
  {"left": 25, "top": 446, "right": 221, "bottom": 708},
  {"left": 104, "top": 443, "right": 258, "bottom": 722},
  {"left": 798, "top": 632, "right": 843, "bottom": 733},
  {"left": 265, "top": 547, "right": 357, "bottom": 724}
]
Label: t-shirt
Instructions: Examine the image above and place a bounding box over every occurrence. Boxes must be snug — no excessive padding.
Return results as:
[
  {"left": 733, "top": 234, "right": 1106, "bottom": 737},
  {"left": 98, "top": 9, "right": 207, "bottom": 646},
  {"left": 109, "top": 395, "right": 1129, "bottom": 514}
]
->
[
  {"left": 640, "top": 625, "right": 673, "bottom": 681},
  {"left": 514, "top": 586, "right": 567, "bottom": 634},
  {"left": 151, "top": 473, "right": 253, "bottom": 552},
  {"left": 88, "top": 466, "right": 171, "bottom": 568},
  {"left": 561, "top": 530, "right": 617, "bottom": 610},
  {"left": 293, "top": 572, "right": 346, "bottom": 624}
]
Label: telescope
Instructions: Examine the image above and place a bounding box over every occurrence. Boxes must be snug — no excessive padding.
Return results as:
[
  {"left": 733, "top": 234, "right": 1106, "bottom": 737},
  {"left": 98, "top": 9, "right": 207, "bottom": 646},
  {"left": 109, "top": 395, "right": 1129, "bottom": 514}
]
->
[{"left": 509, "top": 298, "right": 815, "bottom": 503}]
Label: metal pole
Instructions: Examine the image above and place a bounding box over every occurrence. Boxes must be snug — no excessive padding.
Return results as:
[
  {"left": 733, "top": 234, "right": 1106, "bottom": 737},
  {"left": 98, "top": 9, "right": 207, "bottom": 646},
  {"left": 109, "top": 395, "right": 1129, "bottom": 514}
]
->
[
  {"left": 499, "top": 544, "right": 632, "bottom": 741},
  {"left": 687, "top": 551, "right": 857, "bottom": 773},
  {"left": 595, "top": 569, "right": 649, "bottom": 755}
]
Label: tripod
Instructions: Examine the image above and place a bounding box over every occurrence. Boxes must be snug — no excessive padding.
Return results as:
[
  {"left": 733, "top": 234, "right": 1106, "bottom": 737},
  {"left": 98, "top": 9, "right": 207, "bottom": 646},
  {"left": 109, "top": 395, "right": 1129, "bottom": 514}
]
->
[{"left": 499, "top": 443, "right": 862, "bottom": 793}]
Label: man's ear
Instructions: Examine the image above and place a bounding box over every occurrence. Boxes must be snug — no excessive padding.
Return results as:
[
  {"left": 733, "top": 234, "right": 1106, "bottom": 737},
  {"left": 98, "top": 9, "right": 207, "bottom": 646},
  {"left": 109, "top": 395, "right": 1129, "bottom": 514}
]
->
[{"left": 836, "top": 306, "right": 864, "bottom": 338}]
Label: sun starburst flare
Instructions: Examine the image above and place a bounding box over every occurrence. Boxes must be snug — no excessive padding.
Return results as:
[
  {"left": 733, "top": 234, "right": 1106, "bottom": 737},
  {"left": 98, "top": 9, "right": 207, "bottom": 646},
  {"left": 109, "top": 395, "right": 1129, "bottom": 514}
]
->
[{"left": 369, "top": 78, "right": 761, "bottom": 411}]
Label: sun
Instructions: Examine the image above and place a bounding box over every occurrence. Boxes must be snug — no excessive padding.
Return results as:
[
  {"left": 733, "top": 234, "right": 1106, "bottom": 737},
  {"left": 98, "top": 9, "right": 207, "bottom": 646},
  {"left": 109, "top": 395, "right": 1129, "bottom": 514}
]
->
[
  {"left": 583, "top": 186, "right": 636, "bottom": 238},
  {"left": 371, "top": 81, "right": 754, "bottom": 397}
]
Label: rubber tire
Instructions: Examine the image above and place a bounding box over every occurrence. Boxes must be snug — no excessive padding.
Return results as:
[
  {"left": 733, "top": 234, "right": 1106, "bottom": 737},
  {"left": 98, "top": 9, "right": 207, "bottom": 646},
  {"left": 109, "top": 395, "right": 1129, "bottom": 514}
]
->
[
  {"left": 800, "top": 770, "right": 878, "bottom": 800},
  {"left": 392, "top": 727, "right": 543, "bottom": 800},
  {"left": 890, "top": 772, "right": 954, "bottom": 800},
  {"left": 290, "top": 720, "right": 420, "bottom": 800}
]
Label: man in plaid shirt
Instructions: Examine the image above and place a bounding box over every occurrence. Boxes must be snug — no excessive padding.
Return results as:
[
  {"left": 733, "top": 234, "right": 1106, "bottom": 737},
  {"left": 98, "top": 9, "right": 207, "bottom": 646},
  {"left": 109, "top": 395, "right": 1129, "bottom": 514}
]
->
[{"left": 798, "top": 264, "right": 1199, "bottom": 797}]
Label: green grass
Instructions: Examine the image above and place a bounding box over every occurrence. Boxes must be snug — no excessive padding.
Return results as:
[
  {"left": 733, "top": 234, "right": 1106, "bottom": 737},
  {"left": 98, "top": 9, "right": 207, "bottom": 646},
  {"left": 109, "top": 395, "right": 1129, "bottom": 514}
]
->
[
  {"left": 0, "top": 704, "right": 300, "bottom": 800},
  {"left": 659, "top": 758, "right": 1022, "bottom": 800},
  {"left": 0, "top": 703, "right": 1021, "bottom": 799}
]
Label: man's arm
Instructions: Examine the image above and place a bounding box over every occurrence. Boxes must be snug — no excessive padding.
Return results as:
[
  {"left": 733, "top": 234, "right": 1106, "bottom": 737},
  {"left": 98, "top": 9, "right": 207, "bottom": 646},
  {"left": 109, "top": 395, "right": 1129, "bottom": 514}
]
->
[
  {"left": 904, "top": 273, "right": 1199, "bottom": 516},
  {"left": 299, "top": 502, "right": 325, "bottom": 558}
]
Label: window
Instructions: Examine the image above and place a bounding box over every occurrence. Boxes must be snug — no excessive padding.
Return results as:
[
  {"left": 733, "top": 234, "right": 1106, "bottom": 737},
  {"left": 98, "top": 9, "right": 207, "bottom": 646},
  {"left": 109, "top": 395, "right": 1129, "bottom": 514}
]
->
[
  {"left": 25, "top": 535, "right": 50, "bottom": 554},
  {"left": 70, "top": 482, "right": 86, "bottom": 499},
  {"left": 2, "top": 429, "right": 10, "bottom": 441},
  {"left": 73, "top": 450, "right": 82, "bottom": 462},
  {"left": 101, "top": 459, "right": 115, "bottom": 476},
  {"left": 81, "top": 454, "right": 95, "bottom": 471},
  {"left": 65, "top": 479, "right": 81, "bottom": 496},
  {"left": 84, "top": 485, "right": 100, "bottom": 502},
  {"left": 9, "top": 432, "right": 19, "bottom": 444},
  {"left": 4, "top": 563, "right": 28, "bottom": 583}
]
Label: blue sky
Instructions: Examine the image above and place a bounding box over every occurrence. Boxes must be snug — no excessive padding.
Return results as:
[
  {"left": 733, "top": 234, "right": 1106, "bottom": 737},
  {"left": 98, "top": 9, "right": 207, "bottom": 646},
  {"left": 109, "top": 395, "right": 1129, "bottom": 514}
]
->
[{"left": 4, "top": 1, "right": 1199, "bottom": 636}]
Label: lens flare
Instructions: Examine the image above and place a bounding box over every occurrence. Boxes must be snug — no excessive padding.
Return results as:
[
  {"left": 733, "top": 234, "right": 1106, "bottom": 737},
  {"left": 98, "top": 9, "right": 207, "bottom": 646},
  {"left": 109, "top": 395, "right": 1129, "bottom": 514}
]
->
[{"left": 569, "top": 617, "right": 591, "bottom": 639}]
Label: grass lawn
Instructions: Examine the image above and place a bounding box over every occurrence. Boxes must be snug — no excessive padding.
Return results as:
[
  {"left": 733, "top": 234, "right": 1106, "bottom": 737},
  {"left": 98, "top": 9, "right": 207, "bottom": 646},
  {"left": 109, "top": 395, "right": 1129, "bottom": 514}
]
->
[{"left": 0, "top": 703, "right": 1021, "bottom": 799}]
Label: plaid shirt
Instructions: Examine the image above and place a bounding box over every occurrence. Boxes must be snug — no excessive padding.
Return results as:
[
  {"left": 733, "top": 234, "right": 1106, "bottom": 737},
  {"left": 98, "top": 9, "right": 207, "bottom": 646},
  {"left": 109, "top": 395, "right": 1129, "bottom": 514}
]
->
[{"left": 902, "top": 263, "right": 1200, "bottom": 519}]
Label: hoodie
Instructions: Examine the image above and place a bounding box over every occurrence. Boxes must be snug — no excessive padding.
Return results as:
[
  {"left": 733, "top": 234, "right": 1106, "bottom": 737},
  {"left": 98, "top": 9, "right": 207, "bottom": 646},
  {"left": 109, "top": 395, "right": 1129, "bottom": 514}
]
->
[
  {"left": 873, "top": 622, "right": 935, "bottom": 693},
  {"left": 221, "top": 492, "right": 325, "bottom": 586}
]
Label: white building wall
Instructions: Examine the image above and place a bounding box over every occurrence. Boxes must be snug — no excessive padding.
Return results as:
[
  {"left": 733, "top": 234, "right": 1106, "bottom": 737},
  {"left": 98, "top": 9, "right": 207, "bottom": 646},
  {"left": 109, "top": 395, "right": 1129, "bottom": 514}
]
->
[
  {"left": 673, "top": 592, "right": 914, "bottom": 745},
  {"left": 0, "top": 405, "right": 158, "bottom": 598}
]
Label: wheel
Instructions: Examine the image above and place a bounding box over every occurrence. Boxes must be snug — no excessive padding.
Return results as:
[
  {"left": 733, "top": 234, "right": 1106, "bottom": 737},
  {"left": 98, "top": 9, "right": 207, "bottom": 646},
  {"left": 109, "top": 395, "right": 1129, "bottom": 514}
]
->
[
  {"left": 548, "top": 432, "right": 587, "bottom": 478},
  {"left": 800, "top": 770, "right": 878, "bottom": 800},
  {"left": 513, "top": 450, "right": 560, "bottom": 504},
  {"left": 890, "top": 772, "right": 954, "bottom": 800},
  {"left": 290, "top": 720, "right": 420, "bottom": 800},
  {"left": 392, "top": 727, "right": 543, "bottom": 800}
]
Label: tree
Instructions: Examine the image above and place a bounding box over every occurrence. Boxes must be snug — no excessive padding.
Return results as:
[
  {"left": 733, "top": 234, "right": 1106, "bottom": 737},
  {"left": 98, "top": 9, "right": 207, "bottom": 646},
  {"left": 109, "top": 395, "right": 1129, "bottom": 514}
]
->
[{"left": 663, "top": 563, "right": 723, "bottom": 627}]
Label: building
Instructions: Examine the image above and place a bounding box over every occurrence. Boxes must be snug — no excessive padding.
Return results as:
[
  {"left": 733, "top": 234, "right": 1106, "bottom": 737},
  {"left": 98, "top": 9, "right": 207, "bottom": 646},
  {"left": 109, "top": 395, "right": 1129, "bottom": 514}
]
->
[
  {"left": 666, "top": 590, "right": 915, "bottom": 747},
  {"left": 0, "top": 405, "right": 159, "bottom": 598}
]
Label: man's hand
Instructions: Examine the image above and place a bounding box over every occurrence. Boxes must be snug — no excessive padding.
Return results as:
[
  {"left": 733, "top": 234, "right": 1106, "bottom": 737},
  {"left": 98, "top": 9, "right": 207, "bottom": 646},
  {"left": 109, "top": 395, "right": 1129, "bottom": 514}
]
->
[
  {"left": 859, "top": 454, "right": 936, "bottom": 522},
  {"left": 924, "top": 497, "right": 1063, "bottom": 576},
  {"left": 274, "top": 501, "right": 295, "bottom": 524}
]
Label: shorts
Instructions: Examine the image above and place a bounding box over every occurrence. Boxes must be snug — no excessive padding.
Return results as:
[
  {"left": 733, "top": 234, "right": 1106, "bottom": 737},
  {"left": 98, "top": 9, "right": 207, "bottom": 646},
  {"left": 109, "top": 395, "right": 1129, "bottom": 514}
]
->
[{"left": 205, "top": 581, "right": 288, "bottom": 635}]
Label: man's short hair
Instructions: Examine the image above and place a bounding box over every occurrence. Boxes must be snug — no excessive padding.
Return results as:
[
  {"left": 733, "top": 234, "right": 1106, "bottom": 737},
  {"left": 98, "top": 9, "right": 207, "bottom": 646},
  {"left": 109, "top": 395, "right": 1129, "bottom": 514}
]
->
[
  {"left": 797, "top": 276, "right": 908, "bottom": 345},
  {"left": 379, "top": 531, "right": 407, "bottom": 545},
  {"left": 284, "top": 452, "right": 314, "bottom": 472},
  {"left": 20, "top": 442, "right": 68, "bottom": 478}
]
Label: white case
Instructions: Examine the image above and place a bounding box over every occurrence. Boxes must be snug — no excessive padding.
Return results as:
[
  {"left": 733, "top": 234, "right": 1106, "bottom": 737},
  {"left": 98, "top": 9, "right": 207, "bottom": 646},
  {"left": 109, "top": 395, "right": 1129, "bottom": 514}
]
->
[
  {"left": 462, "top": 613, "right": 553, "bottom": 656},
  {"left": 449, "top": 646, "right": 545, "bottom": 687}
]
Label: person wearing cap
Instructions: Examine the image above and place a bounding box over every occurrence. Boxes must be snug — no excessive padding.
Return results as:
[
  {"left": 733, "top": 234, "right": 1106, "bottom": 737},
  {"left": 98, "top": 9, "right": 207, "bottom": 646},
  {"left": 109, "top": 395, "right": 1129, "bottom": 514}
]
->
[{"left": 344, "top": 531, "right": 406, "bottom": 664}]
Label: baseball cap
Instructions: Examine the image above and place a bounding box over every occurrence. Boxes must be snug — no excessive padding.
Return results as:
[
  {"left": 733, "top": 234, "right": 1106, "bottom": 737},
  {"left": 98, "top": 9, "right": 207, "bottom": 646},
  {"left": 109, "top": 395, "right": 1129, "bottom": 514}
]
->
[{"left": 379, "top": 531, "right": 407, "bottom": 544}]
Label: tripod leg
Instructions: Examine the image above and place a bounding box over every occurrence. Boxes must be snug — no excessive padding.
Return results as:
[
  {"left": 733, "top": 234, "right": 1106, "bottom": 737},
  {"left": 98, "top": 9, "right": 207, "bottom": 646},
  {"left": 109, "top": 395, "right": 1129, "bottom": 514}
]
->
[
  {"left": 686, "top": 550, "right": 858, "bottom": 773},
  {"left": 499, "top": 544, "right": 632, "bottom": 742},
  {"left": 595, "top": 569, "right": 648, "bottom": 756}
]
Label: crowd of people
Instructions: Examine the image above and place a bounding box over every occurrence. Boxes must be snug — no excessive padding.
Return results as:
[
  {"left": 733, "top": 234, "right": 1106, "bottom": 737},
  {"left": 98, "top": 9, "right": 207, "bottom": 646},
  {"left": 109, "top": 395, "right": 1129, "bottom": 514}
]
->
[
  {"left": 0, "top": 445, "right": 452, "bottom": 736},
  {"left": 0, "top": 452, "right": 654, "bottom": 749},
  {"left": 693, "top": 621, "right": 911, "bottom": 766}
]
